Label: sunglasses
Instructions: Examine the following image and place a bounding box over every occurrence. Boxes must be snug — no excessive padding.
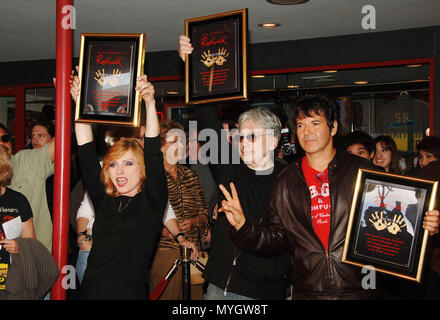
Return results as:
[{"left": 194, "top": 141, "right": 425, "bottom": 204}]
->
[
  {"left": 238, "top": 133, "right": 265, "bottom": 143},
  {"left": 0, "top": 135, "right": 10, "bottom": 143}
]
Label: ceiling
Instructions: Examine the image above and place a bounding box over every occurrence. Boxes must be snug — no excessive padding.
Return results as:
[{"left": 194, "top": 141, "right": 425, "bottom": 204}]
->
[{"left": 1, "top": 0, "right": 440, "bottom": 63}]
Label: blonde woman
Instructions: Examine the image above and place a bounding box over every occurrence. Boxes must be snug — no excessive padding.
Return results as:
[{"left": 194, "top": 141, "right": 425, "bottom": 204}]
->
[
  {"left": 0, "top": 146, "right": 36, "bottom": 256},
  {"left": 71, "top": 73, "right": 169, "bottom": 299}
]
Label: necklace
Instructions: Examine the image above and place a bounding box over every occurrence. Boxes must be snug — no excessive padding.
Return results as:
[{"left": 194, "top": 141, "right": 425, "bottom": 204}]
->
[{"left": 117, "top": 198, "right": 133, "bottom": 213}]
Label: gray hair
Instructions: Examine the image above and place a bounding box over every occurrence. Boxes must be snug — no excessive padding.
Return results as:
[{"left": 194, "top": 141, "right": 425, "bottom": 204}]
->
[{"left": 238, "top": 108, "right": 282, "bottom": 139}]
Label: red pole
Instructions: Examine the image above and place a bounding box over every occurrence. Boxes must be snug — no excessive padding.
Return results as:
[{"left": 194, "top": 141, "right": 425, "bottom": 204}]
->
[{"left": 51, "top": 0, "right": 73, "bottom": 300}]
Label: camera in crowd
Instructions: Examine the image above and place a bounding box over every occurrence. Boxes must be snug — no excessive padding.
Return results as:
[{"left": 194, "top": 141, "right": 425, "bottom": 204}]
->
[{"left": 280, "top": 128, "right": 297, "bottom": 157}]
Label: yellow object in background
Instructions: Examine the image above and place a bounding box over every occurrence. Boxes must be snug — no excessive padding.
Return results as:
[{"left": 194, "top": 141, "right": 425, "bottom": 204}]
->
[{"left": 0, "top": 263, "right": 8, "bottom": 290}]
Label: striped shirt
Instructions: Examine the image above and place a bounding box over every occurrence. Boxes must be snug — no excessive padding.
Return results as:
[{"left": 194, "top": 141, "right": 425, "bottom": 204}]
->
[{"left": 158, "top": 165, "right": 208, "bottom": 250}]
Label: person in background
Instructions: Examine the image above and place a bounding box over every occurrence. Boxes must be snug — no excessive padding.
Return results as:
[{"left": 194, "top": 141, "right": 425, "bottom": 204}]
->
[
  {"left": 75, "top": 191, "right": 94, "bottom": 285},
  {"left": 416, "top": 136, "right": 440, "bottom": 169},
  {"left": 372, "top": 135, "right": 400, "bottom": 173},
  {"left": 184, "top": 128, "right": 217, "bottom": 222},
  {"left": 0, "top": 146, "right": 36, "bottom": 256},
  {"left": 29, "top": 120, "right": 58, "bottom": 221},
  {"left": 31, "top": 120, "right": 54, "bottom": 150},
  {"left": 407, "top": 135, "right": 440, "bottom": 299},
  {"left": 149, "top": 119, "right": 208, "bottom": 300},
  {"left": 0, "top": 123, "right": 54, "bottom": 253},
  {"left": 344, "top": 131, "right": 375, "bottom": 160},
  {"left": 378, "top": 136, "right": 440, "bottom": 299}
]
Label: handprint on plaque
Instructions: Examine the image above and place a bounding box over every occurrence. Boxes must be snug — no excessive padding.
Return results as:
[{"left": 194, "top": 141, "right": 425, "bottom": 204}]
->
[
  {"left": 201, "top": 50, "right": 216, "bottom": 67},
  {"left": 215, "top": 47, "right": 229, "bottom": 66},
  {"left": 94, "top": 69, "right": 122, "bottom": 87},
  {"left": 200, "top": 48, "right": 230, "bottom": 68},
  {"left": 94, "top": 69, "right": 108, "bottom": 87},
  {"left": 368, "top": 211, "right": 408, "bottom": 235},
  {"left": 387, "top": 214, "right": 407, "bottom": 235},
  {"left": 108, "top": 69, "right": 122, "bottom": 87},
  {"left": 369, "top": 211, "right": 389, "bottom": 231}
]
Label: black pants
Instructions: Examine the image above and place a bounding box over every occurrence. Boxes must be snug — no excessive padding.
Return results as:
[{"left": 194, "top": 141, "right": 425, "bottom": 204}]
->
[{"left": 80, "top": 276, "right": 149, "bottom": 300}]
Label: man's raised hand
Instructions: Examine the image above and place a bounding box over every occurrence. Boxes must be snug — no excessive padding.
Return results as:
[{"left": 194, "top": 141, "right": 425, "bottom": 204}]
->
[{"left": 219, "top": 182, "right": 246, "bottom": 231}]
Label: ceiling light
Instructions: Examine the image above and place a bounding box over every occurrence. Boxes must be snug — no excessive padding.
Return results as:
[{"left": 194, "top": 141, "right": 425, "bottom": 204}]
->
[
  {"left": 251, "top": 75, "right": 266, "bottom": 78},
  {"left": 166, "top": 91, "right": 179, "bottom": 95},
  {"left": 267, "top": 0, "right": 309, "bottom": 4},
  {"left": 258, "top": 23, "right": 281, "bottom": 28},
  {"left": 406, "top": 64, "right": 423, "bottom": 68},
  {"left": 287, "top": 85, "right": 299, "bottom": 88},
  {"left": 354, "top": 81, "right": 368, "bottom": 85},
  {"left": 323, "top": 70, "right": 338, "bottom": 73}
]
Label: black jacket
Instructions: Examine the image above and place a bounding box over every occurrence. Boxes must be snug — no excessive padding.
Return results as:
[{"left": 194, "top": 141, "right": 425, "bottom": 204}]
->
[{"left": 203, "top": 159, "right": 291, "bottom": 300}]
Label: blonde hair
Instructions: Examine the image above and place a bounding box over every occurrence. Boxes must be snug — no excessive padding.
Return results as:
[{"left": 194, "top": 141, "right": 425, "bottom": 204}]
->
[
  {"left": 100, "top": 138, "right": 146, "bottom": 196},
  {"left": 0, "top": 146, "right": 12, "bottom": 187},
  {"left": 159, "top": 120, "right": 184, "bottom": 146}
]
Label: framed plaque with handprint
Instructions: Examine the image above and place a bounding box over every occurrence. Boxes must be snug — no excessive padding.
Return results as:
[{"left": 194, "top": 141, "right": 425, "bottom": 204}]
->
[
  {"left": 75, "top": 33, "right": 145, "bottom": 126},
  {"left": 342, "top": 169, "right": 438, "bottom": 282},
  {"left": 185, "top": 9, "right": 248, "bottom": 105}
]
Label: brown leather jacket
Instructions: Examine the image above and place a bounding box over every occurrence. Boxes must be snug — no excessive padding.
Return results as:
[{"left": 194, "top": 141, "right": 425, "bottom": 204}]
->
[{"left": 230, "top": 151, "right": 377, "bottom": 299}]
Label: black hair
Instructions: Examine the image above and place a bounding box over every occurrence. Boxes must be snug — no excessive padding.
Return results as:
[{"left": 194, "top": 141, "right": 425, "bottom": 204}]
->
[
  {"left": 290, "top": 93, "right": 340, "bottom": 135},
  {"left": 344, "top": 131, "right": 375, "bottom": 154},
  {"left": 32, "top": 119, "right": 55, "bottom": 138},
  {"left": 373, "top": 135, "right": 400, "bottom": 173},
  {"left": 416, "top": 136, "right": 440, "bottom": 160}
]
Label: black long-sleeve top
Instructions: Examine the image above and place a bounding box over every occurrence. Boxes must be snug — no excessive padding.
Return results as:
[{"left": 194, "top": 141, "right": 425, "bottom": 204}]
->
[
  {"left": 195, "top": 109, "right": 291, "bottom": 299},
  {"left": 77, "top": 136, "right": 168, "bottom": 284}
]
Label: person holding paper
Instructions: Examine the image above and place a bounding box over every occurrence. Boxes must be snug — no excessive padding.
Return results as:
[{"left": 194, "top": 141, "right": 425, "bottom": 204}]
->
[{"left": 0, "top": 146, "right": 36, "bottom": 257}]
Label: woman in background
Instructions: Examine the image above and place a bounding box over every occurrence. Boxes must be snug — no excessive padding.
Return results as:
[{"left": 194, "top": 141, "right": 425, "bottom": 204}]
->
[
  {"left": 416, "top": 136, "right": 440, "bottom": 168},
  {"left": 0, "top": 146, "right": 36, "bottom": 256},
  {"left": 373, "top": 135, "right": 400, "bottom": 173},
  {"left": 149, "top": 120, "right": 208, "bottom": 300}
]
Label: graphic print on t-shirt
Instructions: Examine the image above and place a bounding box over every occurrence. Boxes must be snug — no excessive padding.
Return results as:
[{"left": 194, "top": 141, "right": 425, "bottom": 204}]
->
[
  {"left": 0, "top": 213, "right": 18, "bottom": 240},
  {"left": 302, "top": 158, "right": 331, "bottom": 250},
  {"left": 309, "top": 182, "right": 330, "bottom": 225}
]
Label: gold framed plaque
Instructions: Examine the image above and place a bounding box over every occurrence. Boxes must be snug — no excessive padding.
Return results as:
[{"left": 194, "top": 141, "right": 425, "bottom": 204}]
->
[
  {"left": 75, "top": 33, "right": 146, "bottom": 126},
  {"left": 342, "top": 168, "right": 438, "bottom": 282},
  {"left": 185, "top": 9, "right": 248, "bottom": 105}
]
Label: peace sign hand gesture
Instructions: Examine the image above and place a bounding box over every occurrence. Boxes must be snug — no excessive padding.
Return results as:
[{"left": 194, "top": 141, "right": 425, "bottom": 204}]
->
[{"left": 219, "top": 183, "right": 246, "bottom": 231}]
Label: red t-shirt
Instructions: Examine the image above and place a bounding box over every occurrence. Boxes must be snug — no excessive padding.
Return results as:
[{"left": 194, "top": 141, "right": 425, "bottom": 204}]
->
[{"left": 302, "top": 158, "right": 331, "bottom": 251}]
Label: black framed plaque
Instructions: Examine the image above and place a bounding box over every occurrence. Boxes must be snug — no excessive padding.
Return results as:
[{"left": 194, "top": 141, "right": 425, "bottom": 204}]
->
[
  {"left": 342, "top": 169, "right": 438, "bottom": 282},
  {"left": 75, "top": 33, "right": 145, "bottom": 126},
  {"left": 185, "top": 9, "right": 248, "bottom": 105}
]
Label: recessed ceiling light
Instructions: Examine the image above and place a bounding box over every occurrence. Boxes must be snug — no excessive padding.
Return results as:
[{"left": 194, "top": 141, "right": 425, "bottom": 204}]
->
[
  {"left": 406, "top": 64, "right": 423, "bottom": 68},
  {"left": 354, "top": 81, "right": 368, "bottom": 85},
  {"left": 267, "top": 0, "right": 309, "bottom": 4},
  {"left": 166, "top": 91, "right": 179, "bottom": 95},
  {"left": 258, "top": 23, "right": 281, "bottom": 28},
  {"left": 251, "top": 75, "right": 266, "bottom": 78},
  {"left": 323, "top": 70, "right": 338, "bottom": 73},
  {"left": 287, "top": 85, "right": 299, "bottom": 88}
]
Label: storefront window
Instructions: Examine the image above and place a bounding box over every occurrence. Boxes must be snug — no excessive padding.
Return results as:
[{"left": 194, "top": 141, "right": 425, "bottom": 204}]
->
[{"left": 157, "top": 62, "right": 431, "bottom": 172}]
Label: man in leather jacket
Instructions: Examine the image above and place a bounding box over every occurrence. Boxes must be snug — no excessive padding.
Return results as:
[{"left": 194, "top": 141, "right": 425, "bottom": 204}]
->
[{"left": 220, "top": 94, "right": 440, "bottom": 300}]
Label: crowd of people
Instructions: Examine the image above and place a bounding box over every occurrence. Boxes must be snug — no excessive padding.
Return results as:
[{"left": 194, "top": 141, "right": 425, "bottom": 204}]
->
[{"left": 0, "top": 36, "right": 439, "bottom": 300}]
